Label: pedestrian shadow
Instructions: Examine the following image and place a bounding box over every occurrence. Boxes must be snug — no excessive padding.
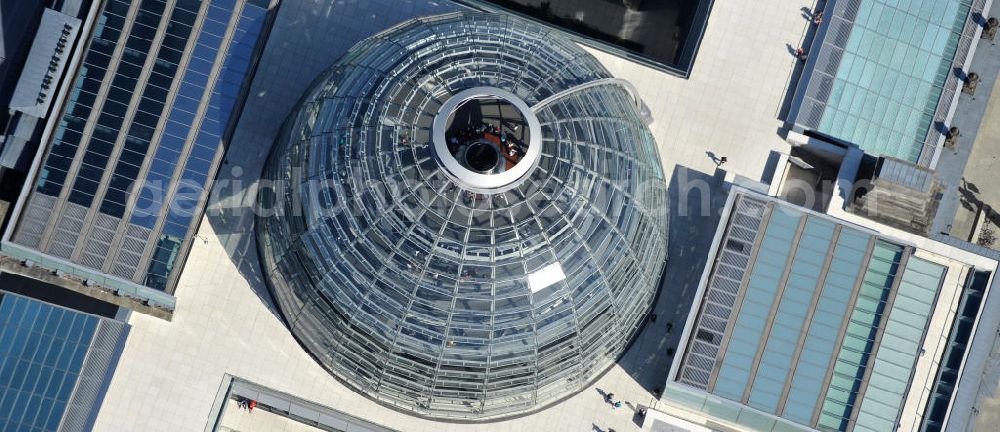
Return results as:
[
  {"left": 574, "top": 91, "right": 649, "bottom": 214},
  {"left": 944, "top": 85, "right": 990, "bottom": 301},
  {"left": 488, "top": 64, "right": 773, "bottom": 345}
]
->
[
  {"left": 596, "top": 387, "right": 609, "bottom": 401},
  {"left": 784, "top": 43, "right": 799, "bottom": 57},
  {"left": 624, "top": 401, "right": 647, "bottom": 426}
]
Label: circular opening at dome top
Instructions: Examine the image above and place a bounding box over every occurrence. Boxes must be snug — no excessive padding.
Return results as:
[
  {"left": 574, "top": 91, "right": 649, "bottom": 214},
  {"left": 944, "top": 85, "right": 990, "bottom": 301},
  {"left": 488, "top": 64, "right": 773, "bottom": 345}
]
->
[
  {"left": 444, "top": 97, "right": 531, "bottom": 171},
  {"left": 433, "top": 87, "right": 542, "bottom": 193},
  {"left": 464, "top": 141, "right": 501, "bottom": 173}
]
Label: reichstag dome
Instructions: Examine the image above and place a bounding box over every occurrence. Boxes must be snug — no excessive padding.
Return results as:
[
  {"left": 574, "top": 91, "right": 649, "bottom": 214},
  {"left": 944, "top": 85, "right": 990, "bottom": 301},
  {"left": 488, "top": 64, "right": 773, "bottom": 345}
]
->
[{"left": 256, "top": 12, "right": 669, "bottom": 420}]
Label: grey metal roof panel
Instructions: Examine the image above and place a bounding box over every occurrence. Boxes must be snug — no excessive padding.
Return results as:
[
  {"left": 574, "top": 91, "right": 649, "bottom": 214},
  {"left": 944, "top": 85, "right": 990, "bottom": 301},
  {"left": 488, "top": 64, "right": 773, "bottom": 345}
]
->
[
  {"left": 8, "top": 8, "right": 80, "bottom": 117},
  {"left": 877, "top": 157, "right": 935, "bottom": 193}
]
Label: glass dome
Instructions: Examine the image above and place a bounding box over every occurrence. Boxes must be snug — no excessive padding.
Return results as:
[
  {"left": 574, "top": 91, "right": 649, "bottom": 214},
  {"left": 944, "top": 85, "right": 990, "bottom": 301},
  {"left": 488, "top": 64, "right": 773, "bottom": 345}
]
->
[{"left": 256, "top": 12, "right": 668, "bottom": 420}]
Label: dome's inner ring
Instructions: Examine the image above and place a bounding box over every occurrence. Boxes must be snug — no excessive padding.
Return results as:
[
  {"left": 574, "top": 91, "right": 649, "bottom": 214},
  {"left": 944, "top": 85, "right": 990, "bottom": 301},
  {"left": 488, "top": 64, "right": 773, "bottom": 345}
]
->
[{"left": 432, "top": 87, "right": 542, "bottom": 193}]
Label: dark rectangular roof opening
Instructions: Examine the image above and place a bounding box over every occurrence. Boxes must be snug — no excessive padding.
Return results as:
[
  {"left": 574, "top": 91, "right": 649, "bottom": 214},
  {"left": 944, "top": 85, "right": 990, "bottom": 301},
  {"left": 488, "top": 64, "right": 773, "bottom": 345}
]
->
[
  {"left": 0, "top": 272, "right": 121, "bottom": 318},
  {"left": 455, "top": 0, "right": 714, "bottom": 77}
]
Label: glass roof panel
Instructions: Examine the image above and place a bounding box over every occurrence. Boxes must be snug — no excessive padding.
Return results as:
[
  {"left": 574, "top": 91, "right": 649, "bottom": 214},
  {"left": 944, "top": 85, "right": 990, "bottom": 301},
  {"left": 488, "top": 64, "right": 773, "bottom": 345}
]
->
[{"left": 255, "top": 12, "right": 667, "bottom": 420}]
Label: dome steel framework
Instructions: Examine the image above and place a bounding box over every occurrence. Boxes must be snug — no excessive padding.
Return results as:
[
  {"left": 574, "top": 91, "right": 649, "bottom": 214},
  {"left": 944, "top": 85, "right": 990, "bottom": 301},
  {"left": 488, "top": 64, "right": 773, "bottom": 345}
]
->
[{"left": 256, "top": 12, "right": 668, "bottom": 420}]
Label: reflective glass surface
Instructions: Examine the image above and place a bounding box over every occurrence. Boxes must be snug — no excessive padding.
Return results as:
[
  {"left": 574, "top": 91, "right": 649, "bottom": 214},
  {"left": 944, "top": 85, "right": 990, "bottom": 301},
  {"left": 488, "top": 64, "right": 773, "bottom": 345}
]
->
[
  {"left": 256, "top": 12, "right": 668, "bottom": 419},
  {"left": 747, "top": 218, "right": 835, "bottom": 413},
  {"left": 817, "top": 241, "right": 903, "bottom": 431},
  {"left": 11, "top": 0, "right": 270, "bottom": 297},
  {"left": 36, "top": 0, "right": 131, "bottom": 196},
  {"left": 134, "top": 0, "right": 268, "bottom": 289},
  {"left": 714, "top": 209, "right": 800, "bottom": 402},
  {"left": 99, "top": 0, "right": 199, "bottom": 218},
  {"left": 817, "top": 0, "right": 971, "bottom": 162},
  {"left": 676, "top": 193, "right": 953, "bottom": 431},
  {"left": 919, "top": 270, "right": 988, "bottom": 432},
  {"left": 782, "top": 229, "right": 870, "bottom": 425},
  {"left": 853, "top": 257, "right": 943, "bottom": 432},
  {"left": 67, "top": 0, "right": 167, "bottom": 207},
  {"left": 0, "top": 294, "right": 96, "bottom": 431}
]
